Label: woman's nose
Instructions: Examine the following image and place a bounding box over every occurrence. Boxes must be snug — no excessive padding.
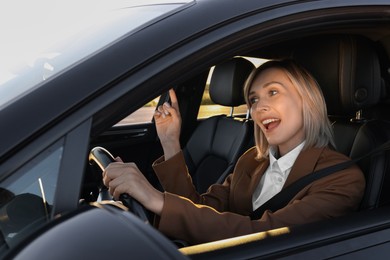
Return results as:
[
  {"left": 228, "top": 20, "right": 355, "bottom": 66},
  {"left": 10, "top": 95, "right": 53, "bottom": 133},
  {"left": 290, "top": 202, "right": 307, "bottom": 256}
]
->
[{"left": 253, "top": 101, "right": 269, "bottom": 112}]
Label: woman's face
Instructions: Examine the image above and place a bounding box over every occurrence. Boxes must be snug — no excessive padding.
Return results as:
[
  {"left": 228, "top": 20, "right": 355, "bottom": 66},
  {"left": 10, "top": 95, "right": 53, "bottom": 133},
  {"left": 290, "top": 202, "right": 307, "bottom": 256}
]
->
[{"left": 248, "top": 67, "right": 305, "bottom": 156}]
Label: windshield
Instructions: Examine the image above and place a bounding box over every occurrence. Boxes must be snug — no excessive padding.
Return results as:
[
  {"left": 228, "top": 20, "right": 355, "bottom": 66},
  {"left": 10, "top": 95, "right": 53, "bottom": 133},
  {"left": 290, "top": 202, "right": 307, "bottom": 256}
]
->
[{"left": 0, "top": 0, "right": 193, "bottom": 109}]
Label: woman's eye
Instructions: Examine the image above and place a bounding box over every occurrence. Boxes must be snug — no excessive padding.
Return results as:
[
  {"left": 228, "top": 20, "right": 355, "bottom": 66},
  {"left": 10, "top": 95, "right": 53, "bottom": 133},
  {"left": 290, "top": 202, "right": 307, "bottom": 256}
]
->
[
  {"left": 249, "top": 97, "right": 258, "bottom": 105},
  {"left": 269, "top": 90, "right": 278, "bottom": 96}
]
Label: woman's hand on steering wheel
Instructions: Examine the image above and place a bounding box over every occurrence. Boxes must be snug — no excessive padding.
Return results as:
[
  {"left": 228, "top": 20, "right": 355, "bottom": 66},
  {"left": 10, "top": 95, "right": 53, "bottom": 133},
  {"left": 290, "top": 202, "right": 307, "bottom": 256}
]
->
[
  {"left": 102, "top": 159, "right": 164, "bottom": 216},
  {"left": 89, "top": 147, "right": 163, "bottom": 223}
]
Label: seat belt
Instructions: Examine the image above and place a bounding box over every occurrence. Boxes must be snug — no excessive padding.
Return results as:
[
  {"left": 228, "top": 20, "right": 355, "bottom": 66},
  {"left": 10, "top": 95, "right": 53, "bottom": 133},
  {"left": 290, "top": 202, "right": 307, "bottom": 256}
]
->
[{"left": 250, "top": 140, "right": 390, "bottom": 220}]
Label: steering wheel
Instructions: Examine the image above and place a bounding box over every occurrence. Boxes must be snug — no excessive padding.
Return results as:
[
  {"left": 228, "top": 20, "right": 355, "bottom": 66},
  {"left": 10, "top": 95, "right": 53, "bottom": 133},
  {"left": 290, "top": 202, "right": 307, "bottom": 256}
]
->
[{"left": 88, "top": 146, "right": 149, "bottom": 223}]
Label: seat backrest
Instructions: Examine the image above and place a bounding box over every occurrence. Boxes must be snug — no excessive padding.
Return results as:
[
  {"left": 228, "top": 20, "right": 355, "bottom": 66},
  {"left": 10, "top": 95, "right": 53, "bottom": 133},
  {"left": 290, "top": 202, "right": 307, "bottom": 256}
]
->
[
  {"left": 292, "top": 34, "right": 390, "bottom": 209},
  {"left": 183, "top": 57, "right": 255, "bottom": 193}
]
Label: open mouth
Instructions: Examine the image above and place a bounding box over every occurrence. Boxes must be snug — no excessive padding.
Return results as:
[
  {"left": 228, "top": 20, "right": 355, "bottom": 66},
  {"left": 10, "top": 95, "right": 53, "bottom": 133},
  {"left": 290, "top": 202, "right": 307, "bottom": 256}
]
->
[{"left": 262, "top": 118, "right": 280, "bottom": 130}]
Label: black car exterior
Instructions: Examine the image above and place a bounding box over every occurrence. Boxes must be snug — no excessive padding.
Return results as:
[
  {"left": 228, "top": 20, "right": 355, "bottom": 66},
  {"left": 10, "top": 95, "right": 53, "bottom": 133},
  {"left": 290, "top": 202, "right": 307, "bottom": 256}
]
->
[{"left": 1, "top": 0, "right": 390, "bottom": 259}]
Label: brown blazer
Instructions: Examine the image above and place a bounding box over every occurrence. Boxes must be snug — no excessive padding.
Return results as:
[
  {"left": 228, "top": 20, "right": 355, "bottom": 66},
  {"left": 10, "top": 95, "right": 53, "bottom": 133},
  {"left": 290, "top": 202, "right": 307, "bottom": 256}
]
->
[{"left": 152, "top": 146, "right": 365, "bottom": 245}]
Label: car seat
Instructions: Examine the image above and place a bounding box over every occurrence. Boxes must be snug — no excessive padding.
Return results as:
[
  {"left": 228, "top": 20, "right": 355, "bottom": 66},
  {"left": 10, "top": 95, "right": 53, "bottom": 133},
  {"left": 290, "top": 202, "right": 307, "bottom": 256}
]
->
[
  {"left": 183, "top": 57, "right": 255, "bottom": 193},
  {"left": 292, "top": 34, "right": 390, "bottom": 210}
]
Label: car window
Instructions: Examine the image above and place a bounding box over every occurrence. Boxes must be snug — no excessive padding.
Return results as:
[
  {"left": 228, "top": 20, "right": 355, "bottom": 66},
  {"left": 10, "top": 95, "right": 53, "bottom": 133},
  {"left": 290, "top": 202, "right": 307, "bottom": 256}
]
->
[
  {"left": 0, "top": 141, "right": 63, "bottom": 255},
  {"left": 116, "top": 57, "right": 268, "bottom": 124},
  {"left": 115, "top": 97, "right": 160, "bottom": 126},
  {"left": 197, "top": 57, "right": 268, "bottom": 119}
]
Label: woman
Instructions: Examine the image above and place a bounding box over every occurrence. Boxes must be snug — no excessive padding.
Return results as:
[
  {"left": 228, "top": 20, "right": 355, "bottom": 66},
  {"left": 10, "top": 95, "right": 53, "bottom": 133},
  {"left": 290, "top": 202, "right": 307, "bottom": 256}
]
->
[{"left": 103, "top": 59, "right": 365, "bottom": 245}]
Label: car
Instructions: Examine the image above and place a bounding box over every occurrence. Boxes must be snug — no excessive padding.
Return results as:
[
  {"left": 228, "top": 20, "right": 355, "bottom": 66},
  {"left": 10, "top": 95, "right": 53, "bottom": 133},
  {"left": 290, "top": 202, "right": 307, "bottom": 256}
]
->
[{"left": 1, "top": 0, "right": 390, "bottom": 259}]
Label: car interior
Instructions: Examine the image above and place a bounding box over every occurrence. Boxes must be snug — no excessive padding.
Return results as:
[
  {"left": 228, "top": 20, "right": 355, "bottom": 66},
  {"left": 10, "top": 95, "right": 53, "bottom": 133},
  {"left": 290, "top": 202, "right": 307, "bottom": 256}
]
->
[
  {"left": 174, "top": 35, "right": 390, "bottom": 258},
  {"left": 75, "top": 33, "right": 387, "bottom": 258},
  {"left": 290, "top": 34, "right": 390, "bottom": 210},
  {"left": 86, "top": 29, "right": 390, "bottom": 250}
]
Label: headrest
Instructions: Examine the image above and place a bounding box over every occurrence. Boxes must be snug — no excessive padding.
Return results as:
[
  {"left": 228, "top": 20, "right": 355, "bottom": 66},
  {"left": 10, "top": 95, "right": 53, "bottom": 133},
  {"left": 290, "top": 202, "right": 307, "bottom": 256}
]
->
[
  {"left": 209, "top": 57, "right": 255, "bottom": 107},
  {"left": 292, "top": 35, "right": 382, "bottom": 115}
]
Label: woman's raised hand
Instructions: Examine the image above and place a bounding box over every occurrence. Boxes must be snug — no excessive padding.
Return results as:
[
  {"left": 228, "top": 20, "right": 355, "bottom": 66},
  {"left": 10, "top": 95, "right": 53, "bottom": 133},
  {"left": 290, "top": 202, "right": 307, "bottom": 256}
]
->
[{"left": 154, "top": 89, "right": 181, "bottom": 159}]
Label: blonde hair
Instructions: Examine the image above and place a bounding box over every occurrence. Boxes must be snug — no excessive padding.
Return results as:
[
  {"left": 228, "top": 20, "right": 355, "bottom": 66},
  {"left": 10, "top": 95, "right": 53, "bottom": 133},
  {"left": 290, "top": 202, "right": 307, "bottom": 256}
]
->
[{"left": 244, "top": 59, "right": 335, "bottom": 159}]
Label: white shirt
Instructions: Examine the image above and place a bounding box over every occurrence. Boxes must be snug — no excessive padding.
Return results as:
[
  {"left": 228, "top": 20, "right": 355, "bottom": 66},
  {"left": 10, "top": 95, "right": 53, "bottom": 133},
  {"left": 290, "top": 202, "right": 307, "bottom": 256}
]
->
[{"left": 252, "top": 142, "right": 305, "bottom": 210}]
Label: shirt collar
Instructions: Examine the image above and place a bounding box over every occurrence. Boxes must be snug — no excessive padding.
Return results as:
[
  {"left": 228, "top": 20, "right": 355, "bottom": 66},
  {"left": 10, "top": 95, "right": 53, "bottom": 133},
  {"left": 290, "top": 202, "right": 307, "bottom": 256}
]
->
[{"left": 269, "top": 141, "right": 306, "bottom": 173}]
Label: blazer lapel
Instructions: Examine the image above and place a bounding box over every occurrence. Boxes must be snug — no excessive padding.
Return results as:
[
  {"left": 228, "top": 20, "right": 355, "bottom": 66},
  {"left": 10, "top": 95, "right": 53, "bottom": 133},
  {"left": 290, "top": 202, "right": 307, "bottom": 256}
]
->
[
  {"left": 237, "top": 146, "right": 325, "bottom": 213},
  {"left": 247, "top": 158, "right": 269, "bottom": 194},
  {"left": 235, "top": 157, "right": 269, "bottom": 214},
  {"left": 283, "top": 146, "right": 325, "bottom": 188}
]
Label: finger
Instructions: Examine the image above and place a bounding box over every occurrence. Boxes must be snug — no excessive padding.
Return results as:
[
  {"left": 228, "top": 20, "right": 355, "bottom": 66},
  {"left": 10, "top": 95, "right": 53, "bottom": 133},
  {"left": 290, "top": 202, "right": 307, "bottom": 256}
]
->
[
  {"left": 110, "top": 185, "right": 122, "bottom": 200},
  {"left": 162, "top": 102, "right": 171, "bottom": 115},
  {"left": 102, "top": 167, "right": 111, "bottom": 185},
  {"left": 103, "top": 162, "right": 124, "bottom": 181},
  {"left": 163, "top": 102, "right": 173, "bottom": 115},
  {"left": 109, "top": 174, "right": 136, "bottom": 201},
  {"left": 102, "top": 173, "right": 110, "bottom": 187},
  {"left": 112, "top": 187, "right": 129, "bottom": 201},
  {"left": 156, "top": 105, "right": 167, "bottom": 118},
  {"left": 108, "top": 179, "right": 125, "bottom": 200},
  {"left": 169, "top": 89, "right": 179, "bottom": 111},
  {"left": 157, "top": 105, "right": 164, "bottom": 113},
  {"left": 163, "top": 101, "right": 181, "bottom": 119},
  {"left": 153, "top": 109, "right": 162, "bottom": 119},
  {"left": 115, "top": 156, "right": 123, "bottom": 162}
]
